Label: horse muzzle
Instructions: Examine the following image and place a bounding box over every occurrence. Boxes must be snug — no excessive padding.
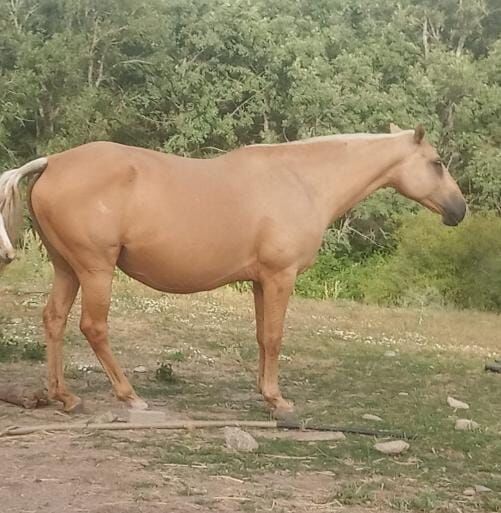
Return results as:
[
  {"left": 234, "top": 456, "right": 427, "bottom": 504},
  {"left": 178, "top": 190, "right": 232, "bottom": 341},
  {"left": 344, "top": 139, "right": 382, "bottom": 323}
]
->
[
  {"left": 441, "top": 197, "right": 467, "bottom": 227},
  {"left": 0, "top": 248, "right": 15, "bottom": 264}
]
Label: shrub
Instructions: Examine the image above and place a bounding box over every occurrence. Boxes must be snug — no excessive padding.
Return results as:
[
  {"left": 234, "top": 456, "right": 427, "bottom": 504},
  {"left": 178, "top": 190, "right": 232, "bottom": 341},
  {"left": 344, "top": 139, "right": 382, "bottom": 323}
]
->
[
  {"left": 361, "top": 212, "right": 501, "bottom": 311},
  {"left": 295, "top": 254, "right": 366, "bottom": 300}
]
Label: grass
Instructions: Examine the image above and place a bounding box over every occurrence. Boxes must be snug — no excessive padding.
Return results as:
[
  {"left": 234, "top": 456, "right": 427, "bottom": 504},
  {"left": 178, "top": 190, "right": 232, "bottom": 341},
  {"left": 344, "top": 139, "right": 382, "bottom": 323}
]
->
[
  {"left": 0, "top": 315, "right": 46, "bottom": 362},
  {"left": 84, "top": 288, "right": 501, "bottom": 512},
  {"left": 1, "top": 246, "right": 501, "bottom": 512}
]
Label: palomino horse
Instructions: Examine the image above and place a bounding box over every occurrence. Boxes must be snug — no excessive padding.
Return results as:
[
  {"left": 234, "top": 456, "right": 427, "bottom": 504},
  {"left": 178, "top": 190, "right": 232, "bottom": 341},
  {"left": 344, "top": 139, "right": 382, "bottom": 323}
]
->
[{"left": 0, "top": 125, "right": 466, "bottom": 416}]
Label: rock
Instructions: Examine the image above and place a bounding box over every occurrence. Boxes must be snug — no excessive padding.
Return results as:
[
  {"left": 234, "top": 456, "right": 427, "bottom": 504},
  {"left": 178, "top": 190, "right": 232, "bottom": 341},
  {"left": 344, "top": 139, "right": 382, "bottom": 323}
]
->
[
  {"left": 384, "top": 351, "right": 397, "bottom": 357},
  {"left": 128, "top": 409, "right": 166, "bottom": 425},
  {"left": 224, "top": 427, "right": 259, "bottom": 452},
  {"left": 485, "top": 362, "right": 501, "bottom": 373},
  {"left": 374, "top": 440, "right": 409, "bottom": 455},
  {"left": 133, "top": 365, "right": 148, "bottom": 373},
  {"left": 455, "top": 419, "right": 479, "bottom": 431},
  {"left": 474, "top": 485, "right": 492, "bottom": 493},
  {"left": 447, "top": 396, "right": 469, "bottom": 410},
  {"left": 0, "top": 385, "right": 48, "bottom": 409},
  {"left": 362, "top": 414, "right": 383, "bottom": 422},
  {"left": 88, "top": 411, "right": 119, "bottom": 424},
  {"left": 463, "top": 487, "right": 476, "bottom": 497}
]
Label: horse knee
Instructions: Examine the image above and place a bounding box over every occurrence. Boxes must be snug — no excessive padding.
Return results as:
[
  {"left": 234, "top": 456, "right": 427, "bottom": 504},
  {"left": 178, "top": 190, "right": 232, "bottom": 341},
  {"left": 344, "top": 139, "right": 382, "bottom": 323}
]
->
[
  {"left": 263, "top": 335, "right": 282, "bottom": 356},
  {"left": 80, "top": 317, "right": 107, "bottom": 347},
  {"left": 43, "top": 304, "right": 66, "bottom": 338}
]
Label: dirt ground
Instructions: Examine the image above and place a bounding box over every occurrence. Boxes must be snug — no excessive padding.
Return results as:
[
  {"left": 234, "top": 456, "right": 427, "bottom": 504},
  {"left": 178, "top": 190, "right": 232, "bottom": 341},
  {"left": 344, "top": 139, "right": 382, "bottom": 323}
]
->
[
  {"left": 1, "top": 282, "right": 500, "bottom": 513},
  {"left": 0, "top": 436, "right": 372, "bottom": 513},
  {"left": 0, "top": 401, "right": 376, "bottom": 513}
]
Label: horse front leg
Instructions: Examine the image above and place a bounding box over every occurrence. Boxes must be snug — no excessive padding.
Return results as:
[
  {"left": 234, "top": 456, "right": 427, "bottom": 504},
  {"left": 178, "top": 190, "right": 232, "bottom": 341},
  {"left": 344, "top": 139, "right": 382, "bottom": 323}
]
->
[
  {"left": 253, "top": 282, "right": 265, "bottom": 392},
  {"left": 259, "top": 269, "right": 296, "bottom": 416}
]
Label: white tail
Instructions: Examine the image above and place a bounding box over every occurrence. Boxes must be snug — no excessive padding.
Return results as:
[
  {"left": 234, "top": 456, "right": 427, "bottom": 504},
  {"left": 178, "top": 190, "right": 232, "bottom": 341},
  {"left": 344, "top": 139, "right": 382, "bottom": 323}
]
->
[{"left": 0, "top": 157, "right": 48, "bottom": 267}]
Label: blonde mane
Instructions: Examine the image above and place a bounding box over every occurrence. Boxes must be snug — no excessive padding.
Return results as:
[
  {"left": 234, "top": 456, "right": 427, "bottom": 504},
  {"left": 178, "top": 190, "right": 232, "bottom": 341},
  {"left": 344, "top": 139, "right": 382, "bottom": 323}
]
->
[{"left": 248, "top": 131, "right": 413, "bottom": 148}]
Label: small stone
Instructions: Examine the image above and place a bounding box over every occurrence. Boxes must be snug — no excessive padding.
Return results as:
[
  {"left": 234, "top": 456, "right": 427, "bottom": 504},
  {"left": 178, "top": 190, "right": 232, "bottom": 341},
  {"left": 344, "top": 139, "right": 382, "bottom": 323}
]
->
[
  {"left": 455, "top": 419, "right": 479, "bottom": 431},
  {"left": 447, "top": 396, "right": 469, "bottom": 410},
  {"left": 88, "top": 411, "right": 118, "bottom": 424},
  {"left": 384, "top": 351, "right": 397, "bottom": 357},
  {"left": 224, "top": 427, "right": 259, "bottom": 452},
  {"left": 362, "top": 414, "right": 383, "bottom": 422},
  {"left": 485, "top": 362, "right": 501, "bottom": 373},
  {"left": 463, "top": 487, "right": 476, "bottom": 497},
  {"left": 398, "top": 392, "right": 409, "bottom": 396},
  {"left": 133, "top": 365, "right": 148, "bottom": 373},
  {"left": 128, "top": 409, "right": 166, "bottom": 425},
  {"left": 474, "top": 485, "right": 492, "bottom": 493},
  {"left": 374, "top": 440, "right": 409, "bottom": 455}
]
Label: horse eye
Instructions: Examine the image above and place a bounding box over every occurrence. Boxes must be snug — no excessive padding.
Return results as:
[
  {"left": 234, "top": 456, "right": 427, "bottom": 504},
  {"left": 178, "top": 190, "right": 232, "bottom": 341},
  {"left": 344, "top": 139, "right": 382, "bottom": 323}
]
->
[{"left": 433, "top": 159, "right": 444, "bottom": 174}]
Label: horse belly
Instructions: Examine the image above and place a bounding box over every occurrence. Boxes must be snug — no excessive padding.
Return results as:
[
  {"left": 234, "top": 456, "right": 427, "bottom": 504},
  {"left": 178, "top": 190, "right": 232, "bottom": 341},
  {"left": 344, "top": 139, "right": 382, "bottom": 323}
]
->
[{"left": 117, "top": 238, "right": 256, "bottom": 294}]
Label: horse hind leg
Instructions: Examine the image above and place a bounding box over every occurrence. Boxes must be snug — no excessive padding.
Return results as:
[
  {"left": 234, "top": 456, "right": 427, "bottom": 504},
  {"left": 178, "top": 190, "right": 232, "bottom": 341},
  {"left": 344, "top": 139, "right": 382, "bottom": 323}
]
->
[
  {"left": 43, "top": 259, "right": 81, "bottom": 412},
  {"left": 78, "top": 268, "right": 148, "bottom": 410}
]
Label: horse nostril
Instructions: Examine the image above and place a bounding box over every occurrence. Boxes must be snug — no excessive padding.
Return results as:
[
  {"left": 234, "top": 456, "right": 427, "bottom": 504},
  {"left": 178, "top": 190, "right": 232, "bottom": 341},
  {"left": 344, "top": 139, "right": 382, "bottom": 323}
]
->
[
  {"left": 453, "top": 200, "right": 467, "bottom": 224},
  {"left": 1, "top": 251, "right": 15, "bottom": 263}
]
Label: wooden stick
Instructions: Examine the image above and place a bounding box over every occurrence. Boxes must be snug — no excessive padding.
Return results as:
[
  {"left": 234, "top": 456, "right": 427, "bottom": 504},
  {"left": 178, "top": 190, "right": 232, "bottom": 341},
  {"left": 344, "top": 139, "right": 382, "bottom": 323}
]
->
[
  {"left": 0, "top": 418, "right": 415, "bottom": 439},
  {"left": 0, "top": 420, "right": 277, "bottom": 437}
]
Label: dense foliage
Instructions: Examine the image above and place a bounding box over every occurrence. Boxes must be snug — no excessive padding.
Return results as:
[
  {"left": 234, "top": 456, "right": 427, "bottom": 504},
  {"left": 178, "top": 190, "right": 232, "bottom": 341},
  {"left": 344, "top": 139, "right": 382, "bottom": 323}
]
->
[
  {"left": 1, "top": 0, "right": 501, "bottom": 309},
  {"left": 298, "top": 213, "right": 501, "bottom": 311}
]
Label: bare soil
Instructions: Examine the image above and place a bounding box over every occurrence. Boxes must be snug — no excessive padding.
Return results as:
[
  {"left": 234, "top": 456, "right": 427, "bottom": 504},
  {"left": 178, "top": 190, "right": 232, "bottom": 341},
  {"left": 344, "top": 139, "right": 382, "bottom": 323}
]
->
[{"left": 1, "top": 282, "right": 500, "bottom": 513}]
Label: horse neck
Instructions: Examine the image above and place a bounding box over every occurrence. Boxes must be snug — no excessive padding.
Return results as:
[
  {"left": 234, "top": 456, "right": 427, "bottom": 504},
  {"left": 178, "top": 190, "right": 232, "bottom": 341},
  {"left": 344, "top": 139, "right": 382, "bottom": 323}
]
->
[{"left": 286, "top": 136, "right": 411, "bottom": 226}]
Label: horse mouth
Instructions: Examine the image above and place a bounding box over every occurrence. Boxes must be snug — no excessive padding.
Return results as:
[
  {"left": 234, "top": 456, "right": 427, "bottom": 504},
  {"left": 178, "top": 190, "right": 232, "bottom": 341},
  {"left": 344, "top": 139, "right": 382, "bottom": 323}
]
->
[
  {"left": 0, "top": 251, "right": 15, "bottom": 264},
  {"left": 442, "top": 214, "right": 462, "bottom": 226},
  {"left": 422, "top": 197, "right": 466, "bottom": 226}
]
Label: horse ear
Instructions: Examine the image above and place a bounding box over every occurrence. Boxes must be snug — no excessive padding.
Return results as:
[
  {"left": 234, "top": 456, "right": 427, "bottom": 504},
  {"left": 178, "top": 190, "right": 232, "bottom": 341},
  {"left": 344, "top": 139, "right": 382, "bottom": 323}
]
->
[
  {"left": 414, "top": 124, "right": 425, "bottom": 144},
  {"left": 389, "top": 123, "right": 402, "bottom": 133}
]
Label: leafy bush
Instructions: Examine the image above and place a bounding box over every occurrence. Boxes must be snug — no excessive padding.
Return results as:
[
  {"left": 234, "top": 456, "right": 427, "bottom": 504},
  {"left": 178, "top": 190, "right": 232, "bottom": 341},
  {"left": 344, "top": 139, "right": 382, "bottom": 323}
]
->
[
  {"left": 295, "top": 254, "right": 366, "bottom": 300},
  {"left": 361, "top": 212, "right": 501, "bottom": 311}
]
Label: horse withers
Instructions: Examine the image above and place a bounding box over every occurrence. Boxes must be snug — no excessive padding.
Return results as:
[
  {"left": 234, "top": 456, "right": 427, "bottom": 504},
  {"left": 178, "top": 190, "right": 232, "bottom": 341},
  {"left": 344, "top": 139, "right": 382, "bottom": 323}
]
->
[{"left": 0, "top": 125, "right": 466, "bottom": 416}]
